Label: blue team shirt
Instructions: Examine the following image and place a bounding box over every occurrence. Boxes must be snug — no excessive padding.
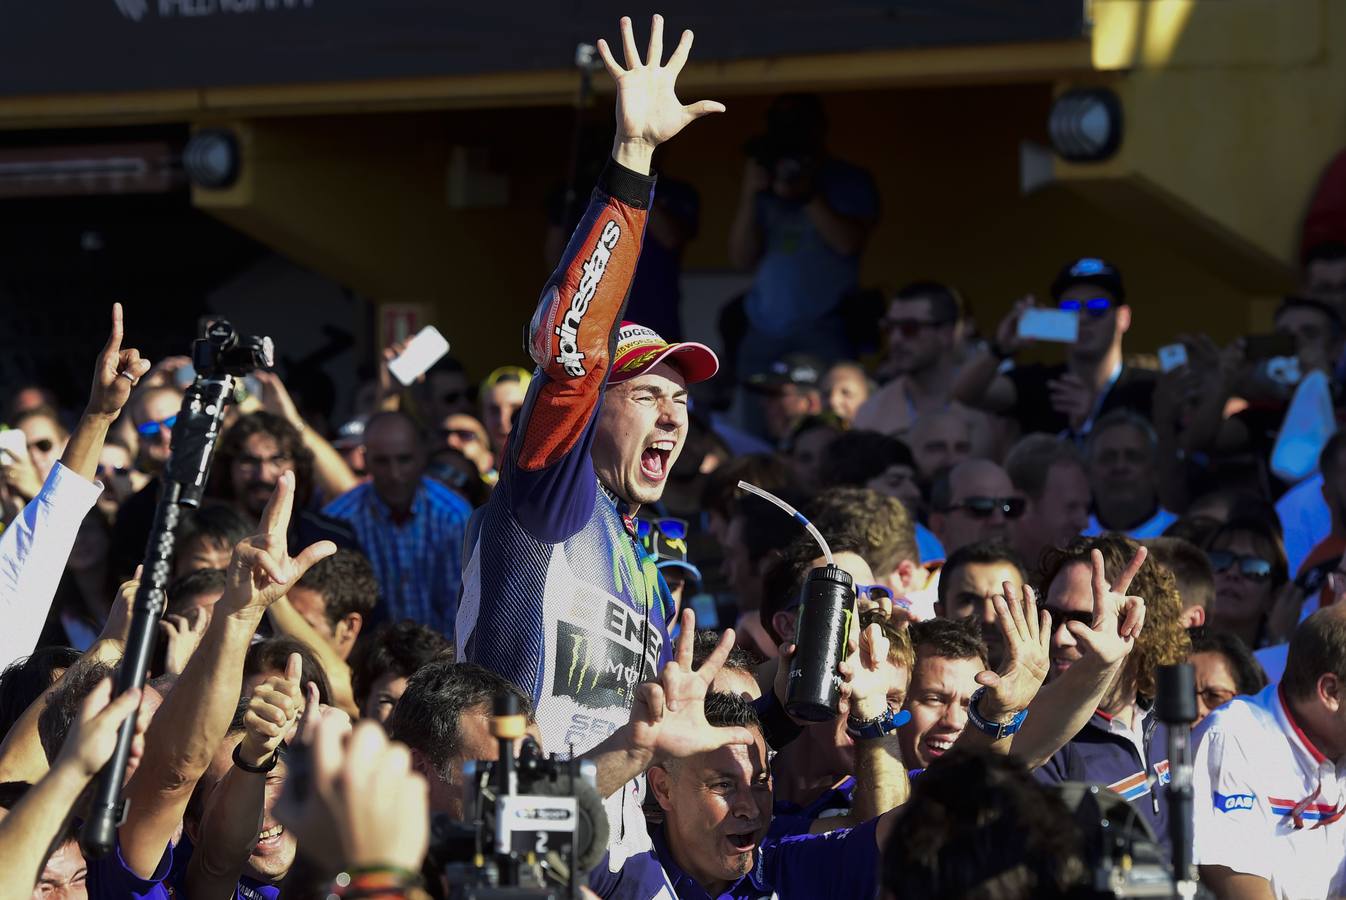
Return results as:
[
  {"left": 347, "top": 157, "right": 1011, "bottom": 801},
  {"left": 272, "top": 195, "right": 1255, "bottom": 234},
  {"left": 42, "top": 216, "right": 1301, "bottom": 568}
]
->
[
  {"left": 768, "top": 777, "right": 856, "bottom": 840},
  {"left": 644, "top": 818, "right": 880, "bottom": 900}
]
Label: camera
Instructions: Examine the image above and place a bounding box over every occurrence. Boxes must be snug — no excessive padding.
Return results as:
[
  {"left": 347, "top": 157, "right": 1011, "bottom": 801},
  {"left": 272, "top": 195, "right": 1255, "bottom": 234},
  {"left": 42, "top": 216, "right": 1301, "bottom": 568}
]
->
[
  {"left": 193, "top": 319, "right": 274, "bottom": 378},
  {"left": 428, "top": 693, "right": 609, "bottom": 900}
]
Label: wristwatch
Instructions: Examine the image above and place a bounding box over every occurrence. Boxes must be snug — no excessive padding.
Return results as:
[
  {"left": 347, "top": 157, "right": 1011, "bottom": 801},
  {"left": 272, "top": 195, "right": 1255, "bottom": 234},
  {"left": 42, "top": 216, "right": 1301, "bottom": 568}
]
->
[
  {"left": 966, "top": 687, "right": 1028, "bottom": 740},
  {"left": 846, "top": 707, "right": 911, "bottom": 741}
]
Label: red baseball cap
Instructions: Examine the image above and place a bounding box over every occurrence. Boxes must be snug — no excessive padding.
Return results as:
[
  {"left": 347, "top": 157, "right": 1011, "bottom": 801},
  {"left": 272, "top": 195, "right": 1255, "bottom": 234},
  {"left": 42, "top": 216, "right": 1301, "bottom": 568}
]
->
[{"left": 608, "top": 321, "right": 719, "bottom": 386}]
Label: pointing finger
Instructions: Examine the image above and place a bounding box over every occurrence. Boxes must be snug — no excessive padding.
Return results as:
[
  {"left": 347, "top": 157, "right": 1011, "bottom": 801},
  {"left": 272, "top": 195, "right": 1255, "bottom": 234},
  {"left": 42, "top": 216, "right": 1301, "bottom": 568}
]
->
[{"left": 102, "top": 302, "right": 124, "bottom": 359}]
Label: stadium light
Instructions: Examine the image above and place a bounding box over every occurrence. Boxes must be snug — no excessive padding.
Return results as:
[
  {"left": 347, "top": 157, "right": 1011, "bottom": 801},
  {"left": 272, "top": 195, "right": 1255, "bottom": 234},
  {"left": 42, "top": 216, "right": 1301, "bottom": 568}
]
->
[
  {"left": 183, "top": 129, "right": 240, "bottom": 190},
  {"left": 1047, "top": 88, "right": 1123, "bottom": 163}
]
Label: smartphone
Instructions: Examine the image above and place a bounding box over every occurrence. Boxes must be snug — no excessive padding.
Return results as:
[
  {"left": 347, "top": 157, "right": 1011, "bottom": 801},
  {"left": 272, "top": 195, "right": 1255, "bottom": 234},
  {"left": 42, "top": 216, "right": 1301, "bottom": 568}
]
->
[
  {"left": 387, "top": 325, "right": 451, "bottom": 386},
  {"left": 1017, "top": 307, "right": 1079, "bottom": 343},
  {"left": 0, "top": 429, "right": 26, "bottom": 462},
  {"left": 1244, "top": 333, "right": 1297, "bottom": 361},
  {"left": 1158, "top": 343, "right": 1189, "bottom": 373}
]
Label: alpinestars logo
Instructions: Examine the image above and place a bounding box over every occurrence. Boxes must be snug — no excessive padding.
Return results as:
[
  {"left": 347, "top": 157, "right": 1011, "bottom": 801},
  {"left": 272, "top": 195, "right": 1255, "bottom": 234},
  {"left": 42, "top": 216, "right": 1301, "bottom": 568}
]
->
[
  {"left": 555, "top": 219, "right": 621, "bottom": 378},
  {"left": 114, "top": 0, "right": 149, "bottom": 20}
]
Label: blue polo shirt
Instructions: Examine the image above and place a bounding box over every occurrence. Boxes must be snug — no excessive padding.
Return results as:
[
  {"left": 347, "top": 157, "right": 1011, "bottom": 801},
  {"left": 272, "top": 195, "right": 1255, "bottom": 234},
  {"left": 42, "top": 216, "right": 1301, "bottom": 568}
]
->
[
  {"left": 768, "top": 777, "right": 856, "bottom": 839},
  {"left": 1034, "top": 708, "right": 1173, "bottom": 855},
  {"left": 647, "top": 817, "right": 880, "bottom": 900},
  {"left": 87, "top": 839, "right": 176, "bottom": 899}
]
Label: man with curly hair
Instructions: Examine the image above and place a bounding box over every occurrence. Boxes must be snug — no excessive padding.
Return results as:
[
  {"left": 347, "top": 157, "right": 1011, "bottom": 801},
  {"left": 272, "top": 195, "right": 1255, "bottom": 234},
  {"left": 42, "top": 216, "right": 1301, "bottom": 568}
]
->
[{"left": 1032, "top": 533, "right": 1191, "bottom": 856}]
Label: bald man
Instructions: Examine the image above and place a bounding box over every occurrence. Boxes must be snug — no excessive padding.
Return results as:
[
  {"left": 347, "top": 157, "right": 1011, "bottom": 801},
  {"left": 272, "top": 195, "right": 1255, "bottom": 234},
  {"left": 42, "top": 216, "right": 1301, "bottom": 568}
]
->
[
  {"left": 928, "top": 459, "right": 1024, "bottom": 556},
  {"left": 324, "top": 411, "right": 471, "bottom": 637}
]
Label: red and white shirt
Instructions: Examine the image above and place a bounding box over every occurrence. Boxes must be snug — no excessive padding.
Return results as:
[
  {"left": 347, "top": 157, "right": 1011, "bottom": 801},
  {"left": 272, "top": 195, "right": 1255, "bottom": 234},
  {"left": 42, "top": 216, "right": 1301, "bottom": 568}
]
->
[{"left": 1192, "top": 683, "right": 1346, "bottom": 899}]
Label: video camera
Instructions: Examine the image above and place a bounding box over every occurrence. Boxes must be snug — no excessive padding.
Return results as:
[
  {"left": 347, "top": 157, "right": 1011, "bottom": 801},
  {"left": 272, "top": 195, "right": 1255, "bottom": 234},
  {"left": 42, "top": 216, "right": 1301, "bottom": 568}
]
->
[
  {"left": 428, "top": 692, "right": 609, "bottom": 900},
  {"left": 194, "top": 319, "right": 274, "bottom": 379}
]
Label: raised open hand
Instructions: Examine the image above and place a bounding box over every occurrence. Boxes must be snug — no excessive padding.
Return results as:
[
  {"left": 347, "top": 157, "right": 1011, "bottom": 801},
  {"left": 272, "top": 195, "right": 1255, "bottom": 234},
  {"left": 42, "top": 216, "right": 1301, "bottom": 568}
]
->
[
  {"left": 1068, "top": 547, "right": 1148, "bottom": 667},
  {"left": 218, "top": 471, "right": 337, "bottom": 619},
  {"left": 629, "top": 608, "right": 755, "bottom": 761},
  {"left": 596, "top": 15, "right": 724, "bottom": 170},
  {"left": 975, "top": 582, "right": 1050, "bottom": 720},
  {"left": 88, "top": 303, "right": 152, "bottom": 419}
]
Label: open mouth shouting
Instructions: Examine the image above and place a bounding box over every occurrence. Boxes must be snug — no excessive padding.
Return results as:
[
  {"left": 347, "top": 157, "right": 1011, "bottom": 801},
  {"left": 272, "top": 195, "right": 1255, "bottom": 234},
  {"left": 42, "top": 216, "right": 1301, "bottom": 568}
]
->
[
  {"left": 640, "top": 439, "right": 676, "bottom": 482},
  {"left": 722, "top": 829, "right": 759, "bottom": 856}
]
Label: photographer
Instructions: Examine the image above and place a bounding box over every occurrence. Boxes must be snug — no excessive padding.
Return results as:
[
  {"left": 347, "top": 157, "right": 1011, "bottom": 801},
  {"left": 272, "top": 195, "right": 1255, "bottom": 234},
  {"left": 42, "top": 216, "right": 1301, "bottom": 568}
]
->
[{"left": 729, "top": 93, "right": 879, "bottom": 377}]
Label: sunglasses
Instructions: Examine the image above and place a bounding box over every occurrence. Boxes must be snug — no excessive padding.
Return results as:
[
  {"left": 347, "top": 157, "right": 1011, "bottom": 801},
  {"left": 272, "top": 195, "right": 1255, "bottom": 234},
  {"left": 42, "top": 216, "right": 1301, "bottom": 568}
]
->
[
  {"left": 98, "top": 464, "right": 131, "bottom": 479},
  {"left": 136, "top": 415, "right": 177, "bottom": 438},
  {"left": 1043, "top": 605, "right": 1093, "bottom": 632},
  {"left": 943, "top": 496, "right": 1026, "bottom": 520},
  {"left": 1058, "top": 297, "right": 1114, "bottom": 318},
  {"left": 1197, "top": 687, "right": 1237, "bottom": 710},
  {"left": 1207, "top": 551, "right": 1273, "bottom": 582},
  {"left": 28, "top": 438, "right": 54, "bottom": 454},
  {"left": 636, "top": 518, "right": 689, "bottom": 542},
  {"left": 443, "top": 428, "right": 482, "bottom": 444},
  {"left": 883, "top": 318, "right": 952, "bottom": 338},
  {"left": 439, "top": 390, "right": 467, "bottom": 406},
  {"left": 856, "top": 584, "right": 895, "bottom": 605}
]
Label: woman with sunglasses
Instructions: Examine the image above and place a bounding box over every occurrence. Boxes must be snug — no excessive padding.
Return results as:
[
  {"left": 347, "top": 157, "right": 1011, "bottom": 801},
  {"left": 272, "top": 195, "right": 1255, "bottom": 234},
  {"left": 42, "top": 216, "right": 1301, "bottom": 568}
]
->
[{"left": 1203, "top": 518, "right": 1290, "bottom": 651}]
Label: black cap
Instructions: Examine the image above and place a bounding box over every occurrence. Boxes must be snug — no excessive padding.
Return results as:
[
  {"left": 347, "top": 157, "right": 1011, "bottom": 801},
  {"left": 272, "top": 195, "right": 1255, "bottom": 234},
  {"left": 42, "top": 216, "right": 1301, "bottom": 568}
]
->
[
  {"left": 1051, "top": 257, "right": 1125, "bottom": 303},
  {"left": 747, "top": 352, "right": 825, "bottom": 391}
]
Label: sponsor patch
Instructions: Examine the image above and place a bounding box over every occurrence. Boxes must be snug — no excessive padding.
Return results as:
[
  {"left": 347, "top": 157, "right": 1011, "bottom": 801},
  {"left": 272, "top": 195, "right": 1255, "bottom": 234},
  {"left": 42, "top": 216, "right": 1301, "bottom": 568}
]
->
[
  {"left": 553, "top": 617, "right": 642, "bottom": 710},
  {"left": 555, "top": 219, "right": 621, "bottom": 377},
  {"left": 1215, "top": 792, "right": 1256, "bottom": 813}
]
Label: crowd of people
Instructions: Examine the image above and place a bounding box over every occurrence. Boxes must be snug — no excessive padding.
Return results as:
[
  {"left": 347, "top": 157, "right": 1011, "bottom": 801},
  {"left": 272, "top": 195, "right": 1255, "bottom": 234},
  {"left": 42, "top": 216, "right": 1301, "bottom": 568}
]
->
[{"left": 1, "top": 14, "right": 1345, "bottom": 900}]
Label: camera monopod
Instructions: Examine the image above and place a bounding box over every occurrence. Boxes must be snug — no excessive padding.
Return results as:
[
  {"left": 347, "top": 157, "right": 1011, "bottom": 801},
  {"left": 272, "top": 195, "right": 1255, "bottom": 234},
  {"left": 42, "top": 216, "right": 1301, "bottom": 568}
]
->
[
  {"left": 1155, "top": 663, "right": 1200, "bottom": 899},
  {"left": 81, "top": 321, "right": 273, "bottom": 858}
]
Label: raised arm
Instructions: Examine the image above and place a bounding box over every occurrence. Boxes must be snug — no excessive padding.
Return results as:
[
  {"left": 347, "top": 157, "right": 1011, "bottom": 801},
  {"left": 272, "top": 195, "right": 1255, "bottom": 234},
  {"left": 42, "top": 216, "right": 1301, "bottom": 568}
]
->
[
  {"left": 1008, "top": 547, "right": 1147, "bottom": 769},
  {"left": 0, "top": 304, "right": 149, "bottom": 670},
  {"left": 585, "top": 608, "right": 752, "bottom": 797},
  {"left": 0, "top": 679, "right": 141, "bottom": 897},
  {"left": 254, "top": 370, "right": 360, "bottom": 501},
  {"left": 118, "top": 471, "right": 335, "bottom": 878},
  {"left": 187, "top": 654, "right": 304, "bottom": 899},
  {"left": 818, "top": 622, "right": 909, "bottom": 836},
  {"left": 952, "top": 297, "right": 1031, "bottom": 413},
  {"left": 511, "top": 16, "right": 722, "bottom": 492},
  {"left": 951, "top": 582, "right": 1050, "bottom": 758}
]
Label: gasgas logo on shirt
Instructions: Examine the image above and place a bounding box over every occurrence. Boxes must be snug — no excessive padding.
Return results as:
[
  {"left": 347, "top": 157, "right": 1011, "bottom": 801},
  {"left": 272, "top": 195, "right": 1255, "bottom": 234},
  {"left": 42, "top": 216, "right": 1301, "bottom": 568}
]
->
[
  {"left": 1215, "top": 792, "right": 1257, "bottom": 813},
  {"left": 555, "top": 219, "right": 621, "bottom": 377}
]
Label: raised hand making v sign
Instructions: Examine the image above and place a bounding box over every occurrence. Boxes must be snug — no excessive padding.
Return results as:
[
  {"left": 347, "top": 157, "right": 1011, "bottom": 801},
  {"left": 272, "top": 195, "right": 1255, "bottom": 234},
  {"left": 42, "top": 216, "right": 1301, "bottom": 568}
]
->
[
  {"left": 113, "top": 474, "right": 335, "bottom": 883},
  {"left": 1006, "top": 541, "right": 1150, "bottom": 769}
]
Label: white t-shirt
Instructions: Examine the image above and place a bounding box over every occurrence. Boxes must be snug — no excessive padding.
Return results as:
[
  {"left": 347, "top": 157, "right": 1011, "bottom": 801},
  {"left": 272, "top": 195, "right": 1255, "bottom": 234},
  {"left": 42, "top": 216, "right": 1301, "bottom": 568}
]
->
[{"left": 1192, "top": 683, "right": 1346, "bottom": 899}]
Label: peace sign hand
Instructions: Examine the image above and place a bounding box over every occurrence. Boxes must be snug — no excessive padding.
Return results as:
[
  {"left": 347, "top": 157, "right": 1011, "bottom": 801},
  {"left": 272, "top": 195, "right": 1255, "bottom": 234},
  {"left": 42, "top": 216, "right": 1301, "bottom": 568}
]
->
[
  {"left": 1069, "top": 547, "right": 1148, "bottom": 667},
  {"left": 975, "top": 582, "right": 1051, "bottom": 721},
  {"left": 596, "top": 15, "right": 725, "bottom": 170},
  {"left": 217, "top": 471, "right": 337, "bottom": 620},
  {"left": 629, "top": 608, "right": 755, "bottom": 761}
]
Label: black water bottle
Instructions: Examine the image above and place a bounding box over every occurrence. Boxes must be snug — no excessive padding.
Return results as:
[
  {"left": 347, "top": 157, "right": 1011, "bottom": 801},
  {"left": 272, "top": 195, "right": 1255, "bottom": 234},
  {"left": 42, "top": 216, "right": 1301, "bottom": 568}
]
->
[{"left": 786, "top": 564, "right": 855, "bottom": 721}]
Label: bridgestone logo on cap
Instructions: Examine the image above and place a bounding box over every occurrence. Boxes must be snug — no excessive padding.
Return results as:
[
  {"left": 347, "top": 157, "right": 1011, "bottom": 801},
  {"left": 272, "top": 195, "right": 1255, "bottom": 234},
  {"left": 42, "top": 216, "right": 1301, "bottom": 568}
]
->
[{"left": 555, "top": 220, "right": 621, "bottom": 378}]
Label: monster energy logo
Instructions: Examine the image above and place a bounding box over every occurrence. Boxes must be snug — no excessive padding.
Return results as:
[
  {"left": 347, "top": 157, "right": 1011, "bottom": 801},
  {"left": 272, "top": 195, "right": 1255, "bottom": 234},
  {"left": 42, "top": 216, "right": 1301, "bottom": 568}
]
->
[{"left": 554, "top": 619, "right": 642, "bottom": 709}]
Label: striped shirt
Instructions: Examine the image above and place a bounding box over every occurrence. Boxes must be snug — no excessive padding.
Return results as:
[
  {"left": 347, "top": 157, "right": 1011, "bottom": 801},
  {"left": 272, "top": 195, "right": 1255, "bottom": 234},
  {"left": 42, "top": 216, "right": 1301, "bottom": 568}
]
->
[{"left": 323, "top": 477, "right": 470, "bottom": 639}]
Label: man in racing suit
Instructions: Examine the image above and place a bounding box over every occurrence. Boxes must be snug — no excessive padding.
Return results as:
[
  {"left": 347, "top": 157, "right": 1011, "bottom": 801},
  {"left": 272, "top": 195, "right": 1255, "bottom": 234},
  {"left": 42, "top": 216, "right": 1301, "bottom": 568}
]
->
[{"left": 456, "top": 13, "right": 724, "bottom": 874}]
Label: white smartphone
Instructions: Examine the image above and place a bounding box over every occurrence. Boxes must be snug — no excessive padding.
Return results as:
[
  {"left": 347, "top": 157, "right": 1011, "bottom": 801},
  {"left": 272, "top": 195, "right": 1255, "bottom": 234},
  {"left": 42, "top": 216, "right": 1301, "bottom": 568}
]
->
[
  {"left": 1158, "top": 343, "right": 1189, "bottom": 373},
  {"left": 388, "top": 325, "right": 451, "bottom": 386},
  {"left": 0, "top": 429, "right": 27, "bottom": 462},
  {"left": 1017, "top": 307, "right": 1079, "bottom": 343}
]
